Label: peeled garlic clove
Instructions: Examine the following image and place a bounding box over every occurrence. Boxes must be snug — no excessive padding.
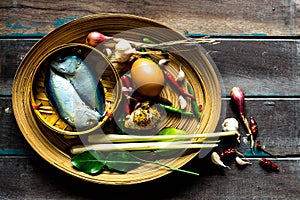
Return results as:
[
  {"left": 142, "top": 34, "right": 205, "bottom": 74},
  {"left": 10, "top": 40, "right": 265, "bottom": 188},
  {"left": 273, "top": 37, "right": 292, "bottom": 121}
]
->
[
  {"left": 176, "top": 65, "right": 185, "bottom": 81},
  {"left": 178, "top": 95, "right": 187, "bottom": 109},
  {"left": 158, "top": 59, "right": 170, "bottom": 67},
  {"left": 235, "top": 156, "right": 252, "bottom": 166},
  {"left": 211, "top": 152, "right": 231, "bottom": 169}
]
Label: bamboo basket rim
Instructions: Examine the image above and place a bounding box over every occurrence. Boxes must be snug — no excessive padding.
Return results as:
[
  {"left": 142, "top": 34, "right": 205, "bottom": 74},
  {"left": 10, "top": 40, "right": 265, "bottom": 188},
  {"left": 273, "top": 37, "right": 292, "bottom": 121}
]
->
[
  {"left": 12, "top": 13, "right": 222, "bottom": 185},
  {"left": 30, "top": 42, "right": 121, "bottom": 135}
]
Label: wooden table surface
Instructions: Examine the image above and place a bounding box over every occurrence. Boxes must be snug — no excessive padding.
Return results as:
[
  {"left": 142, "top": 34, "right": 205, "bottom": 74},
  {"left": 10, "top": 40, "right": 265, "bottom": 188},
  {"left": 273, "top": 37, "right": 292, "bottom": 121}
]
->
[{"left": 0, "top": 1, "right": 299, "bottom": 199}]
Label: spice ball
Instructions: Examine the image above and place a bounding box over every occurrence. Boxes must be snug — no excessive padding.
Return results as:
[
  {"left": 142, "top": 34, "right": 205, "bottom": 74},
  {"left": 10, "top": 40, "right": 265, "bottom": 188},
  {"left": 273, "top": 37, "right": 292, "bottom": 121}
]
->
[{"left": 131, "top": 58, "right": 165, "bottom": 97}]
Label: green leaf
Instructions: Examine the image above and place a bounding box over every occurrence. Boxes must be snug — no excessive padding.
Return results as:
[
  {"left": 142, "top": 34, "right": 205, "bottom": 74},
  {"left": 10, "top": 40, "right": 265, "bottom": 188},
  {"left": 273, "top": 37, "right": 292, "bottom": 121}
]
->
[
  {"left": 71, "top": 150, "right": 106, "bottom": 175},
  {"left": 105, "top": 151, "right": 142, "bottom": 173}
]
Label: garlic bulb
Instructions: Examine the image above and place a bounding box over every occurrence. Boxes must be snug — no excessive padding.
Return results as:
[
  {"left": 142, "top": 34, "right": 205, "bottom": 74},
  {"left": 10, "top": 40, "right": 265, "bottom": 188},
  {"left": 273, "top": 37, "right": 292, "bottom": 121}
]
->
[
  {"left": 222, "top": 118, "right": 239, "bottom": 131},
  {"left": 114, "top": 40, "right": 136, "bottom": 62},
  {"left": 222, "top": 118, "right": 240, "bottom": 143}
]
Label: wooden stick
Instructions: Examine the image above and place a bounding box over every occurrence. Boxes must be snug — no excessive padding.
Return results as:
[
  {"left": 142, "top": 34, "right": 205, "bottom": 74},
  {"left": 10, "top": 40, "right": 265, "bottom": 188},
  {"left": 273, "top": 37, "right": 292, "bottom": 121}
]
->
[
  {"left": 87, "top": 131, "right": 237, "bottom": 143},
  {"left": 71, "top": 142, "right": 218, "bottom": 154}
]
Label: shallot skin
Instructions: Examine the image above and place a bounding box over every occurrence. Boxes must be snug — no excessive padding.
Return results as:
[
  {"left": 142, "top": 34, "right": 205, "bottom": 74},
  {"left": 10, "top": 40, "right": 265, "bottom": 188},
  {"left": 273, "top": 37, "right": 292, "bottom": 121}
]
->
[
  {"left": 230, "top": 87, "right": 245, "bottom": 116},
  {"left": 86, "top": 31, "right": 111, "bottom": 47}
]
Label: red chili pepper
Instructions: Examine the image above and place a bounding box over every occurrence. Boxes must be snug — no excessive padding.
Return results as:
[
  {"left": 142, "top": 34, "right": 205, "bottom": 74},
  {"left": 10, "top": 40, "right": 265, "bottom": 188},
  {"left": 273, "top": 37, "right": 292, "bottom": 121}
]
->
[
  {"left": 119, "top": 63, "right": 132, "bottom": 74},
  {"left": 120, "top": 75, "right": 132, "bottom": 115},
  {"left": 105, "top": 112, "right": 113, "bottom": 118},
  {"left": 259, "top": 158, "right": 280, "bottom": 172},
  {"left": 121, "top": 75, "right": 131, "bottom": 88},
  {"left": 250, "top": 116, "right": 258, "bottom": 140},
  {"left": 32, "top": 105, "right": 39, "bottom": 110},
  {"left": 164, "top": 71, "right": 195, "bottom": 100},
  {"left": 198, "top": 104, "right": 203, "bottom": 112}
]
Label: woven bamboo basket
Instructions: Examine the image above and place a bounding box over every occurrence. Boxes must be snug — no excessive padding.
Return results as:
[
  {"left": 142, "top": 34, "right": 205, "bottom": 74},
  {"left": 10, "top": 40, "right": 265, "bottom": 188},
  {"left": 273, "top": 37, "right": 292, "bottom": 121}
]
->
[
  {"left": 12, "top": 14, "right": 222, "bottom": 185},
  {"left": 30, "top": 43, "right": 121, "bottom": 135}
]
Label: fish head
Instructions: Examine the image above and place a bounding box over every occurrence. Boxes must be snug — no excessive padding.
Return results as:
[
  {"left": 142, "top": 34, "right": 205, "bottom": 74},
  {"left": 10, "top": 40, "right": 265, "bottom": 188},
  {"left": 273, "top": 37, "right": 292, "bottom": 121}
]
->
[{"left": 50, "top": 56, "right": 82, "bottom": 75}]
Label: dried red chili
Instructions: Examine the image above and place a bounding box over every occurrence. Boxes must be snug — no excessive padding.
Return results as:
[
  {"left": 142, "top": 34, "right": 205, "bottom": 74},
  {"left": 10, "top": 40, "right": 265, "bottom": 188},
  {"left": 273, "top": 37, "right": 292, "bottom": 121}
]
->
[
  {"left": 250, "top": 116, "right": 258, "bottom": 140},
  {"left": 220, "top": 148, "right": 237, "bottom": 160},
  {"left": 164, "top": 71, "right": 195, "bottom": 100},
  {"left": 259, "top": 158, "right": 280, "bottom": 172}
]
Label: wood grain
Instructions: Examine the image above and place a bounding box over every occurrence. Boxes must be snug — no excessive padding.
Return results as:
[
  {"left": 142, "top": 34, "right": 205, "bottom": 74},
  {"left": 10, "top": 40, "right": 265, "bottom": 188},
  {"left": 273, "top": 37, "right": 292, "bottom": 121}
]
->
[
  {"left": 0, "top": 8, "right": 299, "bottom": 197},
  {"left": 0, "top": 39, "right": 299, "bottom": 95},
  {"left": 1, "top": 98, "right": 298, "bottom": 156},
  {"left": 0, "top": 0, "right": 299, "bottom": 36},
  {"left": 1, "top": 156, "right": 299, "bottom": 199}
]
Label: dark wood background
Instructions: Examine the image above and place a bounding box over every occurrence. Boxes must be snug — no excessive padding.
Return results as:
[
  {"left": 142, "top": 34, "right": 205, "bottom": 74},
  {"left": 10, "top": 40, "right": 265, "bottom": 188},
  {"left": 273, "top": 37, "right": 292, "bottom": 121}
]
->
[{"left": 0, "top": 0, "right": 299, "bottom": 199}]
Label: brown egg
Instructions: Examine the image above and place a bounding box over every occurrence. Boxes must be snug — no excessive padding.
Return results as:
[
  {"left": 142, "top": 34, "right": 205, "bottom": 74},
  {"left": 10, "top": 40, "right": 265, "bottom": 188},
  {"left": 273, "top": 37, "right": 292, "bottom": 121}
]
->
[{"left": 131, "top": 58, "right": 165, "bottom": 97}]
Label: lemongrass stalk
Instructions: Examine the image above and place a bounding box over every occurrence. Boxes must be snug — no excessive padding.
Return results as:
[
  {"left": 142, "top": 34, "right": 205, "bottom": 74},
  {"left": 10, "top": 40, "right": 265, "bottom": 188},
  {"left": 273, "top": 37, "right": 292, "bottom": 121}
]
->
[
  {"left": 71, "top": 142, "right": 218, "bottom": 154},
  {"left": 113, "top": 37, "right": 217, "bottom": 49},
  {"left": 87, "top": 131, "right": 237, "bottom": 143},
  {"left": 88, "top": 135, "right": 220, "bottom": 144}
]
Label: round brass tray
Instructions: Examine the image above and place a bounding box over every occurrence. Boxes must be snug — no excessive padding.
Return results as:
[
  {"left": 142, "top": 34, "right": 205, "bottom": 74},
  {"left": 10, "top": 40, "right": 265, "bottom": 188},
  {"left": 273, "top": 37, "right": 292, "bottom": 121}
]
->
[{"left": 12, "top": 14, "right": 222, "bottom": 185}]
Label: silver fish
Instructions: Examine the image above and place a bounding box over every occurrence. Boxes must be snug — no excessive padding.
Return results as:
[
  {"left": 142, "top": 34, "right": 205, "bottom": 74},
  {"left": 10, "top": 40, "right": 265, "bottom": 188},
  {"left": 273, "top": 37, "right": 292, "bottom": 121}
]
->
[
  {"left": 47, "top": 69, "right": 101, "bottom": 129},
  {"left": 50, "top": 56, "right": 105, "bottom": 114}
]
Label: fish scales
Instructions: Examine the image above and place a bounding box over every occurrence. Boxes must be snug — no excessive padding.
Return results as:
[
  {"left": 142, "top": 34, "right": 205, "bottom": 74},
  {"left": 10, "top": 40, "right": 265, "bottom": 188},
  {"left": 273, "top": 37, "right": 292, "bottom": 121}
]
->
[
  {"left": 50, "top": 56, "right": 105, "bottom": 114},
  {"left": 46, "top": 69, "right": 101, "bottom": 129}
]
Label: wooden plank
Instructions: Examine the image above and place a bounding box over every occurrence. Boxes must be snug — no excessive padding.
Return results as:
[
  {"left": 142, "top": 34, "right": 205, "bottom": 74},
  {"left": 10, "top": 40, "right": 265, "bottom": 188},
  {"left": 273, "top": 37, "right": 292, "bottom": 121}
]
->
[
  {"left": 0, "top": 39, "right": 35, "bottom": 95},
  {"left": 219, "top": 98, "right": 300, "bottom": 156},
  {"left": 1, "top": 98, "right": 298, "bottom": 156},
  {"left": 203, "top": 39, "right": 300, "bottom": 96},
  {"left": 0, "top": 97, "right": 32, "bottom": 152},
  {"left": 0, "top": 156, "right": 299, "bottom": 199},
  {"left": 0, "top": 0, "right": 299, "bottom": 36},
  {"left": 0, "top": 39, "right": 299, "bottom": 95}
]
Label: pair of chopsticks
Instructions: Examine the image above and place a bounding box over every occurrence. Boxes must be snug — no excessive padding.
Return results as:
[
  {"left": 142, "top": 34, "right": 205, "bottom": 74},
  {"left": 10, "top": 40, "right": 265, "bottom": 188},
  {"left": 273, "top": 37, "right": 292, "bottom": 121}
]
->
[{"left": 70, "top": 131, "right": 237, "bottom": 154}]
